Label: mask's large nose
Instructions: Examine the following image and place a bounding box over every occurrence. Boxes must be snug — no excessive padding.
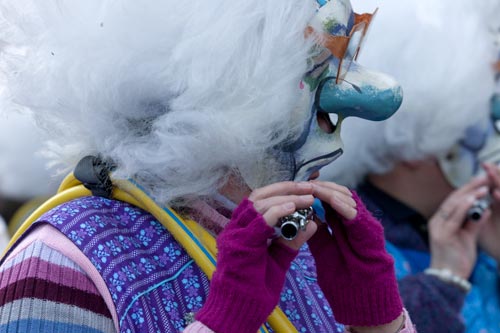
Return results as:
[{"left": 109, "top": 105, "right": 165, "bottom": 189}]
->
[{"left": 316, "top": 62, "right": 403, "bottom": 121}]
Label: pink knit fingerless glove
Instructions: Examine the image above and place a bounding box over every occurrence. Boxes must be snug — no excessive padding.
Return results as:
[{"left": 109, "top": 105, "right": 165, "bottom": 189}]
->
[
  {"left": 196, "top": 199, "right": 298, "bottom": 333},
  {"left": 308, "top": 191, "right": 403, "bottom": 326}
]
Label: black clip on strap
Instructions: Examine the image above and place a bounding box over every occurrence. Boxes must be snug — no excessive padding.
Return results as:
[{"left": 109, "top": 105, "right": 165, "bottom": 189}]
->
[{"left": 74, "top": 156, "right": 114, "bottom": 198}]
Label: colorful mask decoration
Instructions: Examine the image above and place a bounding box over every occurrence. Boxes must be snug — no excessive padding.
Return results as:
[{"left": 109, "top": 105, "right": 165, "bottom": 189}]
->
[
  {"left": 439, "top": 56, "right": 500, "bottom": 188},
  {"left": 289, "top": 0, "right": 403, "bottom": 181}
]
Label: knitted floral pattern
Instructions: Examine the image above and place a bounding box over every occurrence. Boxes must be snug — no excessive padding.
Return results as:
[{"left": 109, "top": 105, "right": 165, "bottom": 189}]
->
[{"left": 37, "top": 196, "right": 343, "bottom": 332}]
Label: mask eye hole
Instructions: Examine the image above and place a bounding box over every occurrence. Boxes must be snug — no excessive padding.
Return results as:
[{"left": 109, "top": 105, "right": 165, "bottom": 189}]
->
[
  {"left": 330, "top": 113, "right": 339, "bottom": 128},
  {"left": 445, "top": 151, "right": 456, "bottom": 161},
  {"left": 317, "top": 112, "right": 337, "bottom": 134}
]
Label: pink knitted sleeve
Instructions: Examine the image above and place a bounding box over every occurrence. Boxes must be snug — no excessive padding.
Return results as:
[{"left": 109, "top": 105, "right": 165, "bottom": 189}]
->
[
  {"left": 185, "top": 310, "right": 417, "bottom": 333},
  {"left": 184, "top": 321, "right": 215, "bottom": 332},
  {"left": 399, "top": 309, "right": 417, "bottom": 333},
  {"left": 345, "top": 309, "right": 417, "bottom": 333}
]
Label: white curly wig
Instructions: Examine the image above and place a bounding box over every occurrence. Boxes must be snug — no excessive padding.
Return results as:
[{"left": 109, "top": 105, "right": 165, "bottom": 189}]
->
[
  {"left": 321, "top": 0, "right": 500, "bottom": 187},
  {"left": 0, "top": 1, "right": 319, "bottom": 206}
]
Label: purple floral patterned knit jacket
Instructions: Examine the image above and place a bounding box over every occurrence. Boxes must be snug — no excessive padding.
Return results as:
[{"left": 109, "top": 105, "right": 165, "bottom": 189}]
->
[{"left": 0, "top": 196, "right": 344, "bottom": 332}]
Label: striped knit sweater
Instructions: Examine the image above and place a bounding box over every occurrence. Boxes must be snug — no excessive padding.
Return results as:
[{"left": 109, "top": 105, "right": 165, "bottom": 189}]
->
[{"left": 0, "top": 237, "right": 115, "bottom": 332}]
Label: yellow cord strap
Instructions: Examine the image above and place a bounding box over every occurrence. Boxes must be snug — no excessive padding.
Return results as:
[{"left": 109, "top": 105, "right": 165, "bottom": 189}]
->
[{"left": 4, "top": 175, "right": 298, "bottom": 333}]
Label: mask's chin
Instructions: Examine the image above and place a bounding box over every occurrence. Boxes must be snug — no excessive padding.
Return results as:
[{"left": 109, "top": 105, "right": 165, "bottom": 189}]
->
[
  {"left": 293, "top": 148, "right": 343, "bottom": 181},
  {"left": 290, "top": 107, "right": 345, "bottom": 181}
]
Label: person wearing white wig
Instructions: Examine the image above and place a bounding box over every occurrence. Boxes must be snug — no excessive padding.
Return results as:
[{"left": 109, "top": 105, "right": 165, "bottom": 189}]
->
[
  {"left": 322, "top": 0, "right": 500, "bottom": 332},
  {"left": 0, "top": 0, "right": 418, "bottom": 332}
]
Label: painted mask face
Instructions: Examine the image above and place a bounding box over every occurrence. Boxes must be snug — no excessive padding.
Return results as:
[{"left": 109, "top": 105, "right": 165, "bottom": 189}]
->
[
  {"left": 288, "top": 0, "right": 404, "bottom": 181},
  {"left": 438, "top": 124, "right": 490, "bottom": 188},
  {"left": 439, "top": 59, "right": 500, "bottom": 188}
]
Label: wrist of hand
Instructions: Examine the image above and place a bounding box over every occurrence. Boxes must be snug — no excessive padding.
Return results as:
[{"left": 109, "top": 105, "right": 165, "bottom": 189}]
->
[
  {"left": 424, "top": 268, "right": 472, "bottom": 293},
  {"left": 347, "top": 311, "right": 406, "bottom": 333},
  {"left": 428, "top": 249, "right": 474, "bottom": 280}
]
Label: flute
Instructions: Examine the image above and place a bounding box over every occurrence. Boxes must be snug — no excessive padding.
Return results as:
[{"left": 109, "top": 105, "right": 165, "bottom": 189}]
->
[{"left": 466, "top": 194, "right": 491, "bottom": 221}]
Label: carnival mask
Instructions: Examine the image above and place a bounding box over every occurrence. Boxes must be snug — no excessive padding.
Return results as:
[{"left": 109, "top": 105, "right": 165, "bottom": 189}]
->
[
  {"left": 439, "top": 59, "right": 500, "bottom": 187},
  {"left": 289, "top": 0, "right": 403, "bottom": 181},
  {"left": 439, "top": 123, "right": 490, "bottom": 188}
]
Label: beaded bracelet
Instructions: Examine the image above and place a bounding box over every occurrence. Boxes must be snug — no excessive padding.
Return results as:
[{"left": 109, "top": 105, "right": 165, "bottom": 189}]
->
[{"left": 424, "top": 268, "right": 471, "bottom": 293}]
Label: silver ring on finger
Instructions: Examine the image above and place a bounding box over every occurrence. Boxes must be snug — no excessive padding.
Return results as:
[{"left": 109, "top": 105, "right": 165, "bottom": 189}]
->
[{"left": 438, "top": 210, "right": 451, "bottom": 220}]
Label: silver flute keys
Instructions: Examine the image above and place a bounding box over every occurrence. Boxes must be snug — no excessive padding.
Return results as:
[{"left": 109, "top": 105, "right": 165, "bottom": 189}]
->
[
  {"left": 276, "top": 207, "right": 314, "bottom": 241},
  {"left": 466, "top": 195, "right": 491, "bottom": 222}
]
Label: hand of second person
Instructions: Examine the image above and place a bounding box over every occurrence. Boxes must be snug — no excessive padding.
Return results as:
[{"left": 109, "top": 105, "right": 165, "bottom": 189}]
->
[{"left": 429, "top": 175, "right": 490, "bottom": 279}]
